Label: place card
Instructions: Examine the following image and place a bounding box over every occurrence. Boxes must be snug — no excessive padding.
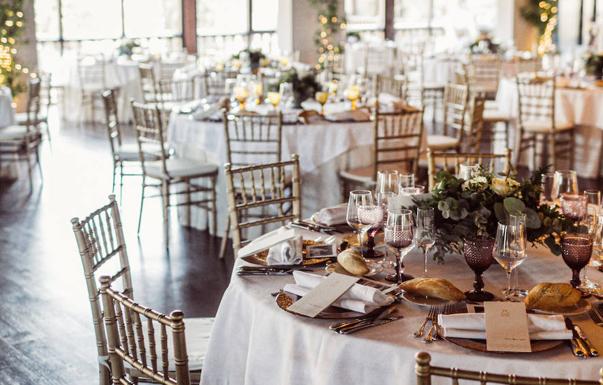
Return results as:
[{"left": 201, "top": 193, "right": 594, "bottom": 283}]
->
[
  {"left": 237, "top": 228, "right": 297, "bottom": 259},
  {"left": 287, "top": 273, "right": 359, "bottom": 318},
  {"left": 484, "top": 301, "right": 531, "bottom": 353}
]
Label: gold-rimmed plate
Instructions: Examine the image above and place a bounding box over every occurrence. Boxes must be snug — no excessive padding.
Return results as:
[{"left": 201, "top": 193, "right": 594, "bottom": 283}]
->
[
  {"left": 446, "top": 337, "right": 565, "bottom": 354},
  {"left": 529, "top": 298, "right": 591, "bottom": 316},
  {"left": 275, "top": 290, "right": 383, "bottom": 319},
  {"left": 400, "top": 291, "right": 462, "bottom": 308},
  {"left": 241, "top": 240, "right": 333, "bottom": 267}
]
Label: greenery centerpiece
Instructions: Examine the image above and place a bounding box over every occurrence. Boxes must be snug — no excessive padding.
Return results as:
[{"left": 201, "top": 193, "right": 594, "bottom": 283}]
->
[
  {"left": 271, "top": 68, "right": 322, "bottom": 108},
  {"left": 468, "top": 30, "right": 502, "bottom": 55},
  {"left": 232, "top": 49, "right": 266, "bottom": 73},
  {"left": 416, "top": 168, "right": 570, "bottom": 261},
  {"left": 116, "top": 39, "right": 140, "bottom": 58},
  {"left": 585, "top": 52, "right": 603, "bottom": 80}
]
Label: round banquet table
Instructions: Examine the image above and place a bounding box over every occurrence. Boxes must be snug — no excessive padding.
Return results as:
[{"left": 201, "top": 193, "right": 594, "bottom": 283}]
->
[
  {"left": 167, "top": 110, "right": 374, "bottom": 235},
  {"left": 200, "top": 239, "right": 603, "bottom": 385},
  {"left": 0, "top": 86, "right": 15, "bottom": 128},
  {"left": 495, "top": 78, "right": 603, "bottom": 178}
]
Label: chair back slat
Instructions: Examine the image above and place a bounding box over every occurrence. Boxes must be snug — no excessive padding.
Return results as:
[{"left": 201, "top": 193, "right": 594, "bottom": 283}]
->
[
  {"left": 426, "top": 148, "right": 513, "bottom": 191},
  {"left": 157, "top": 76, "right": 201, "bottom": 105},
  {"left": 225, "top": 155, "right": 301, "bottom": 256},
  {"left": 77, "top": 54, "right": 107, "bottom": 90},
  {"left": 443, "top": 83, "right": 470, "bottom": 138},
  {"left": 224, "top": 111, "right": 283, "bottom": 167},
  {"left": 466, "top": 55, "right": 502, "bottom": 96},
  {"left": 464, "top": 94, "right": 486, "bottom": 153},
  {"left": 202, "top": 71, "right": 237, "bottom": 97},
  {"left": 131, "top": 101, "right": 170, "bottom": 177},
  {"left": 100, "top": 277, "right": 191, "bottom": 385},
  {"left": 139, "top": 64, "right": 159, "bottom": 104},
  {"left": 372, "top": 108, "right": 424, "bottom": 179},
  {"left": 516, "top": 74, "right": 556, "bottom": 131},
  {"left": 102, "top": 89, "right": 122, "bottom": 159},
  {"left": 71, "top": 195, "right": 133, "bottom": 372},
  {"left": 373, "top": 74, "right": 408, "bottom": 100},
  {"left": 415, "top": 352, "right": 600, "bottom": 385}
]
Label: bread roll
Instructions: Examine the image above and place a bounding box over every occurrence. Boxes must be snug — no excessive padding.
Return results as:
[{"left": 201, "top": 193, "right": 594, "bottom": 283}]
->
[
  {"left": 399, "top": 278, "right": 465, "bottom": 301},
  {"left": 524, "top": 283, "right": 581, "bottom": 311},
  {"left": 336, "top": 249, "right": 369, "bottom": 276}
]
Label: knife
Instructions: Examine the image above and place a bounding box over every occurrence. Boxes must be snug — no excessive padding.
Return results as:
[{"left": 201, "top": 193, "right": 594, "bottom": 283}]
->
[
  {"left": 236, "top": 270, "right": 293, "bottom": 276},
  {"left": 565, "top": 317, "right": 589, "bottom": 358},
  {"left": 574, "top": 325, "right": 599, "bottom": 357},
  {"left": 330, "top": 304, "right": 393, "bottom": 331},
  {"left": 336, "top": 305, "right": 398, "bottom": 334},
  {"left": 237, "top": 265, "right": 312, "bottom": 271},
  {"left": 339, "top": 316, "right": 401, "bottom": 335}
]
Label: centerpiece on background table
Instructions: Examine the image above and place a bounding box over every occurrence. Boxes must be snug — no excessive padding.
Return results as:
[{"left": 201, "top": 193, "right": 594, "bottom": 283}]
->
[
  {"left": 415, "top": 168, "right": 571, "bottom": 300},
  {"left": 232, "top": 49, "right": 268, "bottom": 74},
  {"left": 271, "top": 68, "right": 322, "bottom": 108}
]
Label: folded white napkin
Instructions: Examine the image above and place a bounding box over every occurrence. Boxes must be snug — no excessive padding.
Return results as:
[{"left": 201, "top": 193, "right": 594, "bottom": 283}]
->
[
  {"left": 287, "top": 271, "right": 393, "bottom": 313},
  {"left": 314, "top": 204, "right": 347, "bottom": 226},
  {"left": 266, "top": 235, "right": 303, "bottom": 266},
  {"left": 192, "top": 103, "right": 221, "bottom": 121},
  {"left": 283, "top": 284, "right": 379, "bottom": 313},
  {"left": 438, "top": 313, "right": 572, "bottom": 340}
]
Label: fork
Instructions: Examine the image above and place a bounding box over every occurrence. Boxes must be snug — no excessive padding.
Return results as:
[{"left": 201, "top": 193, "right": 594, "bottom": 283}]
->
[
  {"left": 423, "top": 307, "right": 440, "bottom": 343},
  {"left": 414, "top": 307, "right": 434, "bottom": 338}
]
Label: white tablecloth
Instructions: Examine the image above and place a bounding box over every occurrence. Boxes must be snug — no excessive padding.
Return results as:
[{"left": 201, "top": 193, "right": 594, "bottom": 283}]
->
[
  {"left": 0, "top": 86, "right": 15, "bottom": 128},
  {"left": 63, "top": 57, "right": 142, "bottom": 123},
  {"left": 201, "top": 239, "right": 603, "bottom": 385},
  {"left": 495, "top": 78, "right": 603, "bottom": 178},
  {"left": 167, "top": 113, "right": 374, "bottom": 235}
]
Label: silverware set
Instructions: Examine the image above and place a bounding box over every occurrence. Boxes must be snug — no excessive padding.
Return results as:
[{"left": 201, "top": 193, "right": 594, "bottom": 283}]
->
[
  {"left": 565, "top": 317, "right": 599, "bottom": 358},
  {"left": 236, "top": 265, "right": 313, "bottom": 276},
  {"left": 329, "top": 304, "right": 402, "bottom": 334},
  {"left": 414, "top": 303, "right": 466, "bottom": 343},
  {"left": 289, "top": 220, "right": 341, "bottom": 235}
]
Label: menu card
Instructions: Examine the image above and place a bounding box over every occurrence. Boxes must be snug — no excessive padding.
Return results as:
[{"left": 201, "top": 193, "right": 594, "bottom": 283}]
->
[
  {"left": 484, "top": 301, "right": 531, "bottom": 352},
  {"left": 287, "top": 273, "right": 359, "bottom": 318}
]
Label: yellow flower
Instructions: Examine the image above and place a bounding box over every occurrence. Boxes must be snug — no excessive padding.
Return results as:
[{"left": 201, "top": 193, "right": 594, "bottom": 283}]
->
[{"left": 490, "top": 177, "right": 520, "bottom": 197}]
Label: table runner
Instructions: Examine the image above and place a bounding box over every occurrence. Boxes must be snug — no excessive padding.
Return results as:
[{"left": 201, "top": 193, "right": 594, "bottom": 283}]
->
[{"left": 201, "top": 245, "right": 603, "bottom": 385}]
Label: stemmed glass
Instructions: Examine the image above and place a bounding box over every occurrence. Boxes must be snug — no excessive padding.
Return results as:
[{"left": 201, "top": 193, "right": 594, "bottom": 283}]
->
[
  {"left": 540, "top": 172, "right": 555, "bottom": 205},
  {"left": 279, "top": 82, "right": 294, "bottom": 109},
  {"left": 493, "top": 221, "right": 527, "bottom": 301},
  {"left": 346, "top": 190, "right": 373, "bottom": 253},
  {"left": 384, "top": 209, "right": 415, "bottom": 283},
  {"left": 560, "top": 193, "right": 587, "bottom": 224},
  {"left": 506, "top": 213, "right": 528, "bottom": 300},
  {"left": 561, "top": 233, "right": 593, "bottom": 288},
  {"left": 458, "top": 164, "right": 480, "bottom": 180},
  {"left": 415, "top": 207, "right": 435, "bottom": 277},
  {"left": 267, "top": 92, "right": 281, "bottom": 111},
  {"left": 357, "top": 203, "right": 384, "bottom": 259},
  {"left": 463, "top": 236, "right": 495, "bottom": 301},
  {"left": 580, "top": 189, "right": 601, "bottom": 293},
  {"left": 315, "top": 91, "right": 328, "bottom": 115},
  {"left": 399, "top": 173, "right": 415, "bottom": 189},
  {"left": 551, "top": 170, "right": 579, "bottom": 203}
]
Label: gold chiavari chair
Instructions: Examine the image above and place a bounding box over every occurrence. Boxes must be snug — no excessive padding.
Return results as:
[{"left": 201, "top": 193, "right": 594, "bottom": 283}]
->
[
  {"left": 131, "top": 102, "right": 219, "bottom": 249},
  {"left": 373, "top": 74, "right": 408, "bottom": 100},
  {"left": 466, "top": 55, "right": 502, "bottom": 100},
  {"left": 78, "top": 54, "right": 107, "bottom": 121},
  {"left": 16, "top": 74, "right": 52, "bottom": 143},
  {"left": 464, "top": 93, "right": 486, "bottom": 153},
  {"left": 139, "top": 63, "right": 158, "bottom": 104},
  {"left": 72, "top": 195, "right": 212, "bottom": 385},
  {"left": 102, "top": 90, "right": 159, "bottom": 198},
  {"left": 224, "top": 154, "right": 301, "bottom": 257},
  {"left": 426, "top": 83, "right": 470, "bottom": 153},
  {"left": 156, "top": 76, "right": 202, "bottom": 106},
  {"left": 426, "top": 148, "right": 512, "bottom": 191},
  {"left": 515, "top": 74, "right": 575, "bottom": 170},
  {"left": 0, "top": 77, "right": 43, "bottom": 191},
  {"left": 201, "top": 71, "right": 237, "bottom": 98},
  {"left": 219, "top": 110, "right": 284, "bottom": 258},
  {"left": 415, "top": 351, "right": 601, "bottom": 385},
  {"left": 99, "top": 277, "right": 193, "bottom": 385},
  {"left": 339, "top": 107, "right": 424, "bottom": 197}
]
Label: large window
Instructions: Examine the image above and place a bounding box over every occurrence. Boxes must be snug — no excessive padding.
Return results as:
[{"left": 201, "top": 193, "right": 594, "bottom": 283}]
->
[
  {"left": 196, "top": 0, "right": 278, "bottom": 56},
  {"left": 34, "top": 0, "right": 183, "bottom": 70}
]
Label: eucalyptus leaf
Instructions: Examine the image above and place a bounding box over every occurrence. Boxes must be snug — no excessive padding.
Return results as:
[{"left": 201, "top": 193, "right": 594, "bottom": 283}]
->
[
  {"left": 524, "top": 208, "right": 541, "bottom": 229},
  {"left": 503, "top": 197, "right": 525, "bottom": 214},
  {"left": 494, "top": 202, "right": 506, "bottom": 222}
]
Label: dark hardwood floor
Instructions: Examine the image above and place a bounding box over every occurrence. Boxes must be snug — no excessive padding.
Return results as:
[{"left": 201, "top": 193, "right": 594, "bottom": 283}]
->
[
  {"left": 1, "top": 109, "right": 602, "bottom": 384},
  {"left": 0, "top": 109, "right": 234, "bottom": 384}
]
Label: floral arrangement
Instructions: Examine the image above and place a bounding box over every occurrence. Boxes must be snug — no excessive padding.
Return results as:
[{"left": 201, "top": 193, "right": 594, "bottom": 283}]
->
[
  {"left": 116, "top": 39, "right": 140, "bottom": 57},
  {"left": 232, "top": 49, "right": 266, "bottom": 70},
  {"left": 272, "top": 68, "right": 322, "bottom": 107},
  {"left": 417, "top": 168, "right": 570, "bottom": 261},
  {"left": 468, "top": 31, "right": 501, "bottom": 55},
  {"left": 585, "top": 52, "right": 603, "bottom": 80}
]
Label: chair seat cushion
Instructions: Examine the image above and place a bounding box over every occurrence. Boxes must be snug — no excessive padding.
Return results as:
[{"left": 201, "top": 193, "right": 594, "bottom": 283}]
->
[
  {"left": 426, "top": 135, "right": 460, "bottom": 151},
  {"left": 339, "top": 166, "right": 375, "bottom": 185},
  {"left": 423, "top": 82, "right": 445, "bottom": 91},
  {"left": 483, "top": 109, "right": 511, "bottom": 122},
  {"left": 146, "top": 158, "right": 218, "bottom": 179},
  {"left": 15, "top": 112, "right": 47, "bottom": 125},
  {"left": 0, "top": 125, "right": 40, "bottom": 141},
  {"left": 522, "top": 121, "right": 574, "bottom": 133},
  {"left": 117, "top": 144, "right": 161, "bottom": 162}
]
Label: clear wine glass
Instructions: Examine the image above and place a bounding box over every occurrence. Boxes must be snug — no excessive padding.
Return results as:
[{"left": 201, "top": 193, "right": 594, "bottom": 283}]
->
[
  {"left": 540, "top": 172, "right": 555, "bottom": 205},
  {"left": 357, "top": 203, "right": 384, "bottom": 256},
  {"left": 458, "top": 164, "right": 480, "bottom": 180},
  {"left": 377, "top": 170, "right": 400, "bottom": 195},
  {"left": 415, "top": 207, "right": 435, "bottom": 277},
  {"left": 560, "top": 193, "right": 587, "bottom": 224},
  {"left": 551, "top": 170, "right": 578, "bottom": 204},
  {"left": 493, "top": 221, "right": 527, "bottom": 301},
  {"left": 506, "top": 213, "right": 528, "bottom": 300},
  {"left": 346, "top": 190, "right": 373, "bottom": 253},
  {"left": 384, "top": 209, "right": 415, "bottom": 283}
]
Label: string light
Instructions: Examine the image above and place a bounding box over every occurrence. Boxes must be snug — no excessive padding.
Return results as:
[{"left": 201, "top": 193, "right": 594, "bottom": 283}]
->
[
  {"left": 536, "top": 0, "right": 558, "bottom": 56},
  {"left": 311, "top": 0, "right": 345, "bottom": 71},
  {"left": 0, "top": 0, "right": 28, "bottom": 96}
]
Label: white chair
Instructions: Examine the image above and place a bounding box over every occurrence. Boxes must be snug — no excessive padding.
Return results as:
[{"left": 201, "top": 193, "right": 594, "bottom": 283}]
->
[{"left": 426, "top": 83, "right": 470, "bottom": 152}]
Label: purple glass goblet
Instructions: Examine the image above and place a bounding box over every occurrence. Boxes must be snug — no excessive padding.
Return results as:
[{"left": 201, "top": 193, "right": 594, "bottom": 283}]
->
[
  {"left": 463, "top": 237, "right": 495, "bottom": 302},
  {"left": 561, "top": 233, "right": 593, "bottom": 288}
]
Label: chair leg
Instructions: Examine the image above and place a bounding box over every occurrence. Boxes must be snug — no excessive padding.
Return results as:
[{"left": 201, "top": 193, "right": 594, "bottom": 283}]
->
[
  {"left": 35, "top": 147, "right": 43, "bottom": 181},
  {"left": 99, "top": 363, "right": 111, "bottom": 385},
  {"left": 111, "top": 162, "right": 117, "bottom": 193},
  {"left": 219, "top": 215, "right": 230, "bottom": 259},
  {"left": 161, "top": 181, "right": 170, "bottom": 248},
  {"left": 185, "top": 180, "right": 191, "bottom": 227},
  {"left": 137, "top": 178, "right": 146, "bottom": 235},
  {"left": 119, "top": 163, "right": 124, "bottom": 200},
  {"left": 211, "top": 175, "right": 217, "bottom": 235},
  {"left": 547, "top": 134, "right": 556, "bottom": 170},
  {"left": 26, "top": 152, "right": 33, "bottom": 193}
]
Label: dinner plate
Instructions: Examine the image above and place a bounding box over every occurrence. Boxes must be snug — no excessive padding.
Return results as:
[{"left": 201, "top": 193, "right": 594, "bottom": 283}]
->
[
  {"left": 275, "top": 291, "right": 383, "bottom": 319},
  {"left": 400, "top": 291, "right": 462, "bottom": 307},
  {"left": 446, "top": 337, "right": 565, "bottom": 354},
  {"left": 240, "top": 240, "right": 333, "bottom": 267},
  {"left": 529, "top": 298, "right": 591, "bottom": 316}
]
